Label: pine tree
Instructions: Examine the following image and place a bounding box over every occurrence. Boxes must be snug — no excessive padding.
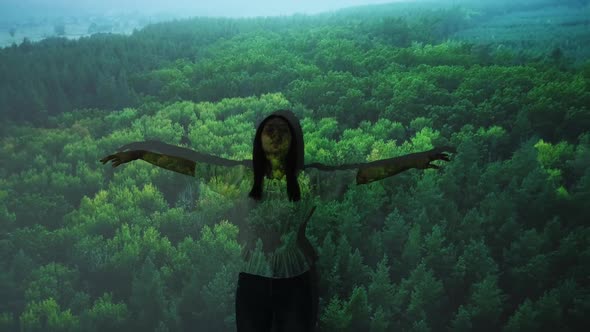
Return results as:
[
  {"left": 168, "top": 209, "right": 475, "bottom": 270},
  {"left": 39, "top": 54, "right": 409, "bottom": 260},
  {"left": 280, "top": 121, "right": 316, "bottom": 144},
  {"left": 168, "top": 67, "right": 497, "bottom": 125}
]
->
[
  {"left": 130, "top": 257, "right": 166, "bottom": 331},
  {"left": 369, "top": 306, "right": 390, "bottom": 332},
  {"left": 320, "top": 295, "right": 351, "bottom": 331},
  {"left": 367, "top": 254, "right": 396, "bottom": 315},
  {"left": 345, "top": 286, "right": 372, "bottom": 332}
]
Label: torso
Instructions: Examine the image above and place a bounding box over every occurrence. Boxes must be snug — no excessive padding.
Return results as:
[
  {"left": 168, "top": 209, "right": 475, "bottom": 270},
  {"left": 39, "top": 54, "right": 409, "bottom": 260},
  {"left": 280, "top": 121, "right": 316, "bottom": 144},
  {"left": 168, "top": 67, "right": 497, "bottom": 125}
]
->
[{"left": 236, "top": 177, "right": 315, "bottom": 278}]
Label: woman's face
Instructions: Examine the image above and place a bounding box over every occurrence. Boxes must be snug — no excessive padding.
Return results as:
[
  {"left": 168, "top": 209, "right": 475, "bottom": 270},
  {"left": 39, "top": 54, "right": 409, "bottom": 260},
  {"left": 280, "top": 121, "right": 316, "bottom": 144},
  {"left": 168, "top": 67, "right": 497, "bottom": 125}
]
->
[{"left": 261, "top": 117, "right": 292, "bottom": 156}]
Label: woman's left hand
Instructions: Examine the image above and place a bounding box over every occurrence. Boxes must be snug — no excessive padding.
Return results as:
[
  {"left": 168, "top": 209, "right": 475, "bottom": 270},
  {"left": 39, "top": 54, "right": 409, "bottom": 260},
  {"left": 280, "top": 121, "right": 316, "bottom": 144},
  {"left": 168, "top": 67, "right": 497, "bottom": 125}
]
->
[{"left": 415, "top": 146, "right": 456, "bottom": 170}]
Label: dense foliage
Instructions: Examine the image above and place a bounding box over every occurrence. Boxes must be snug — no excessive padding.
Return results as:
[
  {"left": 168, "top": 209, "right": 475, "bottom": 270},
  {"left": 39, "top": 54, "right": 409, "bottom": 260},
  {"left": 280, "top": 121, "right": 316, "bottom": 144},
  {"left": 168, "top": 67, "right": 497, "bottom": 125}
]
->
[{"left": 0, "top": 1, "right": 589, "bottom": 331}]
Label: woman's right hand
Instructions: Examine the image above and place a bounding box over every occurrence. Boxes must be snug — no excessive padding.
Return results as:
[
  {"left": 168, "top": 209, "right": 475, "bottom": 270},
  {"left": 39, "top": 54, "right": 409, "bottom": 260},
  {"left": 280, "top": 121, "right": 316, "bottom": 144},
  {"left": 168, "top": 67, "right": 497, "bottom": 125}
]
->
[{"left": 100, "top": 150, "right": 143, "bottom": 168}]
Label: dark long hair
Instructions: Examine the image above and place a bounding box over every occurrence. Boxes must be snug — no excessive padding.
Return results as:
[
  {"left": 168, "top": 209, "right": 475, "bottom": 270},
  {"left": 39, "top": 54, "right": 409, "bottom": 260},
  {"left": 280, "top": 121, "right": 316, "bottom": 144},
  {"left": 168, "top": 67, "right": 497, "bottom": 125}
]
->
[{"left": 249, "top": 110, "right": 304, "bottom": 202}]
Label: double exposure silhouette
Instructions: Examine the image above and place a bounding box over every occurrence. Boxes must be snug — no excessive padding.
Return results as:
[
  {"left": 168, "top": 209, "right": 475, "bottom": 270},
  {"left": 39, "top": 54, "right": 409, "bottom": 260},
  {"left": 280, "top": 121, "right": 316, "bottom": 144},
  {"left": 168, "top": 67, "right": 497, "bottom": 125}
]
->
[{"left": 100, "top": 109, "right": 454, "bottom": 331}]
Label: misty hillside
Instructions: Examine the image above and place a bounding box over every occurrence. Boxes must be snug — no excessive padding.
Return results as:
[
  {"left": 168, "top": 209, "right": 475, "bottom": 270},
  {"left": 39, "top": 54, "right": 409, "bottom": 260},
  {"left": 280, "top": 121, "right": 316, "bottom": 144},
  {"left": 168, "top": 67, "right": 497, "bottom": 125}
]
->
[{"left": 0, "top": 1, "right": 589, "bottom": 331}]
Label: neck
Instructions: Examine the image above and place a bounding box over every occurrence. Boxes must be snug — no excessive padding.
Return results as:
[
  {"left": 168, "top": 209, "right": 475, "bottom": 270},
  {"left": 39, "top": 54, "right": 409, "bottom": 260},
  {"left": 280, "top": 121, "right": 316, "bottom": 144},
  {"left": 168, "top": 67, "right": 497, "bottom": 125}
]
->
[{"left": 267, "top": 154, "right": 287, "bottom": 179}]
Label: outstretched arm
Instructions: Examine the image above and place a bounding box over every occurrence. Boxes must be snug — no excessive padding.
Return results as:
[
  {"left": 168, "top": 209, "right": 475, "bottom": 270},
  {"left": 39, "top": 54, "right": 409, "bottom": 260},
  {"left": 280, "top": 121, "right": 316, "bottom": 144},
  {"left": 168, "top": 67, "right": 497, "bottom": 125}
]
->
[
  {"left": 356, "top": 146, "right": 454, "bottom": 184},
  {"left": 100, "top": 140, "right": 252, "bottom": 177},
  {"left": 304, "top": 146, "right": 455, "bottom": 185},
  {"left": 138, "top": 150, "right": 197, "bottom": 176},
  {"left": 117, "top": 140, "right": 252, "bottom": 167}
]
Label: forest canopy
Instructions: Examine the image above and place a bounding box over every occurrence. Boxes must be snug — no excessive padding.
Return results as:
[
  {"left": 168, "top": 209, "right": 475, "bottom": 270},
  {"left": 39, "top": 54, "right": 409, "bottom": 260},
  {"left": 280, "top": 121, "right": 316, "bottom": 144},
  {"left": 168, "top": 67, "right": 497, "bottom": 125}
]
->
[{"left": 0, "top": 1, "right": 589, "bottom": 331}]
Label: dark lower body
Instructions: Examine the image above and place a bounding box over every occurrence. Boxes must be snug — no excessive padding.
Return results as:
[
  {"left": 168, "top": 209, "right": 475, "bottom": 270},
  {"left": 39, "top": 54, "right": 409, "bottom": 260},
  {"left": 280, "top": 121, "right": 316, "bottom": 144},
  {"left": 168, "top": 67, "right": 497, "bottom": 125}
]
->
[{"left": 236, "top": 265, "right": 319, "bottom": 332}]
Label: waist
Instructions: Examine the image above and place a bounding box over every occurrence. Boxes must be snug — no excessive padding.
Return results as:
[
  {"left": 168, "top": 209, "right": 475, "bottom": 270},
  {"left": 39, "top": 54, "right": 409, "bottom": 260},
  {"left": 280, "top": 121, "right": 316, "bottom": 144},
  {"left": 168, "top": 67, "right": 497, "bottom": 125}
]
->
[
  {"left": 241, "top": 243, "right": 313, "bottom": 278},
  {"left": 239, "top": 268, "right": 311, "bottom": 282}
]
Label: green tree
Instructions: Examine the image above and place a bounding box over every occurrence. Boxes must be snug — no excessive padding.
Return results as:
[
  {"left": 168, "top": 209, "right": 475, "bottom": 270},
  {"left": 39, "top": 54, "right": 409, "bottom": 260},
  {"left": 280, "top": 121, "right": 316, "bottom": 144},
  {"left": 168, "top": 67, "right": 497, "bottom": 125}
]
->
[
  {"left": 318, "top": 232, "right": 343, "bottom": 297},
  {"left": 24, "top": 263, "right": 79, "bottom": 309},
  {"left": 19, "top": 298, "right": 79, "bottom": 332},
  {"left": 0, "top": 312, "right": 15, "bottom": 331},
  {"left": 396, "top": 263, "right": 444, "bottom": 329},
  {"left": 320, "top": 295, "right": 351, "bottom": 331},
  {"left": 402, "top": 223, "right": 422, "bottom": 272},
  {"left": 467, "top": 275, "right": 505, "bottom": 331},
  {"left": 129, "top": 257, "right": 167, "bottom": 331},
  {"left": 450, "top": 239, "right": 498, "bottom": 306},
  {"left": 367, "top": 254, "right": 396, "bottom": 316},
  {"left": 343, "top": 249, "right": 371, "bottom": 301},
  {"left": 450, "top": 306, "right": 472, "bottom": 332},
  {"left": 103, "top": 224, "right": 176, "bottom": 299},
  {"left": 369, "top": 306, "right": 390, "bottom": 332},
  {"left": 345, "top": 286, "right": 372, "bottom": 332},
  {"left": 381, "top": 209, "right": 409, "bottom": 277},
  {"left": 0, "top": 189, "right": 16, "bottom": 233},
  {"left": 200, "top": 264, "right": 240, "bottom": 330},
  {"left": 79, "top": 293, "right": 129, "bottom": 332},
  {"left": 503, "top": 299, "right": 539, "bottom": 332}
]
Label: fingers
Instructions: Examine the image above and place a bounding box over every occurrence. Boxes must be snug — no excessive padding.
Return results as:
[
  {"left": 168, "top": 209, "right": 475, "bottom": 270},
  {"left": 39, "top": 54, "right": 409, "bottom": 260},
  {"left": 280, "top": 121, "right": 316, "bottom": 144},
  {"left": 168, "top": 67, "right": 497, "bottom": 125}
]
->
[
  {"left": 423, "top": 146, "right": 456, "bottom": 170},
  {"left": 430, "top": 152, "right": 451, "bottom": 162},
  {"left": 427, "top": 163, "right": 440, "bottom": 170},
  {"left": 437, "top": 153, "right": 451, "bottom": 162},
  {"left": 100, "top": 154, "right": 121, "bottom": 167},
  {"left": 100, "top": 155, "right": 116, "bottom": 164}
]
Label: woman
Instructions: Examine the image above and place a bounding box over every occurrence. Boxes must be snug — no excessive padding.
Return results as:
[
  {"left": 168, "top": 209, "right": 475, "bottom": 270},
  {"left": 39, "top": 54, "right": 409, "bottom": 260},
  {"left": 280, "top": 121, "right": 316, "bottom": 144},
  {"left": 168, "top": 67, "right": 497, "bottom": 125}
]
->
[{"left": 100, "top": 109, "right": 454, "bottom": 331}]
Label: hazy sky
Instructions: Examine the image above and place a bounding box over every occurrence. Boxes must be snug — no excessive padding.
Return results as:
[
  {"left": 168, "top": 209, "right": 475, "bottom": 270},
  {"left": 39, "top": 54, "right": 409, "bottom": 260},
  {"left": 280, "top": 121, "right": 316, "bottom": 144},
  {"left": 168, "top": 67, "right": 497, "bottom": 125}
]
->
[{"left": 2, "top": 0, "right": 411, "bottom": 17}]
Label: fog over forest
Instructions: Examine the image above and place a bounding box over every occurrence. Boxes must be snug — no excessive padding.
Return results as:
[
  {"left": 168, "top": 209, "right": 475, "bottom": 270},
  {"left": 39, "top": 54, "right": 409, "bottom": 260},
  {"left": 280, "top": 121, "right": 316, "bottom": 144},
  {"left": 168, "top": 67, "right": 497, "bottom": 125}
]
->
[{"left": 2, "top": 0, "right": 403, "bottom": 18}]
